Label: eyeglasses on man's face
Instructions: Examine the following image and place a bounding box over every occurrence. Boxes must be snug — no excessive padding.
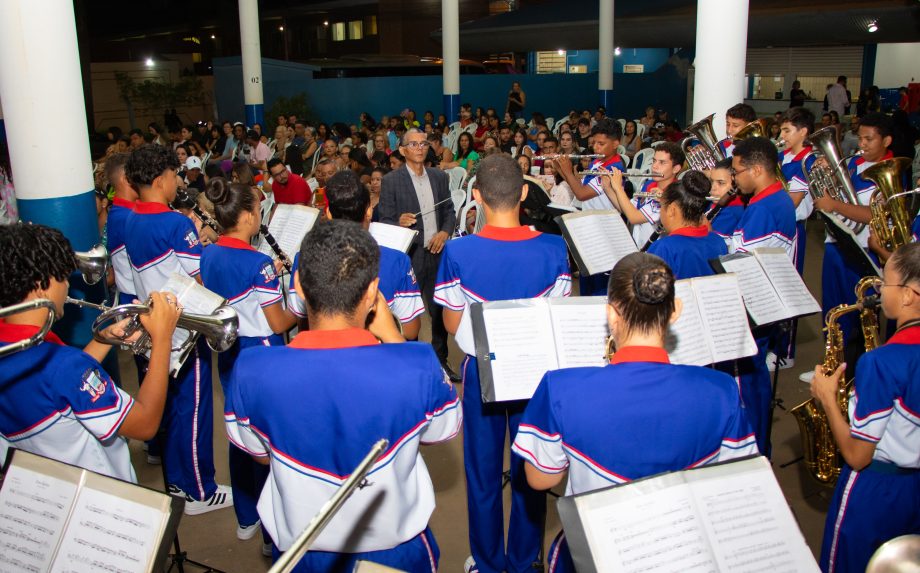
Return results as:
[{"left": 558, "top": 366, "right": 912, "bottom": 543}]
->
[
  {"left": 730, "top": 167, "right": 751, "bottom": 178},
  {"left": 403, "top": 141, "right": 430, "bottom": 150}
]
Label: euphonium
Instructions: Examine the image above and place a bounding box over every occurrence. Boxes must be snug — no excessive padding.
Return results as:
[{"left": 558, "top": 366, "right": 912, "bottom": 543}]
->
[
  {"left": 802, "top": 126, "right": 865, "bottom": 234},
  {"left": 680, "top": 113, "right": 724, "bottom": 171},
  {"left": 790, "top": 278, "right": 881, "bottom": 486},
  {"left": 0, "top": 299, "right": 56, "bottom": 358},
  {"left": 864, "top": 157, "right": 915, "bottom": 253},
  {"left": 732, "top": 118, "right": 789, "bottom": 191}
]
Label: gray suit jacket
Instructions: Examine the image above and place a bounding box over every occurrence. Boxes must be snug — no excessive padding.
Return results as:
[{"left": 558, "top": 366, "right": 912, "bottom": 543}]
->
[{"left": 378, "top": 165, "right": 456, "bottom": 254}]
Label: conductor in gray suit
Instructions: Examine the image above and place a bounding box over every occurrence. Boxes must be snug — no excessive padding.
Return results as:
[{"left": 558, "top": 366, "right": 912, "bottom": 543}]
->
[{"left": 379, "top": 128, "right": 459, "bottom": 380}]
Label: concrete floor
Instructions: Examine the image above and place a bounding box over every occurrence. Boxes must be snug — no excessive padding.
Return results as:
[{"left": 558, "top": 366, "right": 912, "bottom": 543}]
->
[{"left": 125, "top": 221, "right": 836, "bottom": 572}]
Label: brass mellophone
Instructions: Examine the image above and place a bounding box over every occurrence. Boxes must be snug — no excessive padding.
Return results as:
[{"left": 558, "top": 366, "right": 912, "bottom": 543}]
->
[
  {"left": 532, "top": 153, "right": 603, "bottom": 161},
  {"left": 0, "top": 300, "right": 57, "bottom": 358},
  {"left": 581, "top": 169, "right": 664, "bottom": 178}
]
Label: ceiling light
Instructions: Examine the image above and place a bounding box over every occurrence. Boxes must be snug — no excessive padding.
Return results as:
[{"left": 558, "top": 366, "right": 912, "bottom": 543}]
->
[
  {"left": 557, "top": 49, "right": 565, "bottom": 56},
  {"left": 145, "top": 58, "right": 154, "bottom": 67},
  {"left": 323, "top": 20, "right": 329, "bottom": 26},
  {"left": 867, "top": 20, "right": 878, "bottom": 33},
  {"left": 279, "top": 26, "right": 284, "bottom": 31},
  {"left": 210, "top": 34, "right": 216, "bottom": 39},
  {"left": 614, "top": 46, "right": 621, "bottom": 56}
]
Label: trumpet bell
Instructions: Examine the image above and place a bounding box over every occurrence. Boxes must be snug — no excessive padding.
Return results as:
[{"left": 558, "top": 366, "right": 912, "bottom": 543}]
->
[
  {"left": 75, "top": 244, "right": 109, "bottom": 285},
  {"left": 185, "top": 305, "right": 239, "bottom": 353}
]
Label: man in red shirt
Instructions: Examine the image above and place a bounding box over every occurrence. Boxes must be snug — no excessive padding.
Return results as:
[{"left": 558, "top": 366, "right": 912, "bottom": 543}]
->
[{"left": 268, "top": 158, "right": 312, "bottom": 205}]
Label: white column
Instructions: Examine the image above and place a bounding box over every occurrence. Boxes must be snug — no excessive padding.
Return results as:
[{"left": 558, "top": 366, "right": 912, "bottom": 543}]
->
[
  {"left": 442, "top": 0, "right": 460, "bottom": 123},
  {"left": 598, "top": 0, "right": 614, "bottom": 109},
  {"left": 239, "top": 0, "right": 264, "bottom": 127},
  {"left": 692, "top": 0, "right": 749, "bottom": 138}
]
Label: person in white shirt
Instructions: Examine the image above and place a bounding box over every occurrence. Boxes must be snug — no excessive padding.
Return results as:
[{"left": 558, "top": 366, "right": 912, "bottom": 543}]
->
[
  {"left": 246, "top": 129, "right": 272, "bottom": 173},
  {"left": 827, "top": 76, "right": 851, "bottom": 118}
]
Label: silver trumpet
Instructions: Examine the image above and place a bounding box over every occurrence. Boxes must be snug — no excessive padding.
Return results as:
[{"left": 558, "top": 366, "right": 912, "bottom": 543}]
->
[
  {"left": 0, "top": 299, "right": 56, "bottom": 358},
  {"left": 75, "top": 244, "right": 109, "bottom": 285},
  {"left": 533, "top": 153, "right": 603, "bottom": 161},
  {"left": 581, "top": 169, "right": 663, "bottom": 178},
  {"left": 66, "top": 296, "right": 239, "bottom": 366}
]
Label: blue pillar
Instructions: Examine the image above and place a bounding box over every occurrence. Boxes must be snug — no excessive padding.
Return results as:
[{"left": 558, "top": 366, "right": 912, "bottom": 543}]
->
[
  {"left": 599, "top": 90, "right": 613, "bottom": 110},
  {"left": 239, "top": 0, "right": 264, "bottom": 127},
  {"left": 0, "top": 0, "right": 101, "bottom": 345}
]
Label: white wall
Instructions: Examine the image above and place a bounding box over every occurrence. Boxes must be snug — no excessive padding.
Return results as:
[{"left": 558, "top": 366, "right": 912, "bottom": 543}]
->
[{"left": 875, "top": 43, "right": 920, "bottom": 88}]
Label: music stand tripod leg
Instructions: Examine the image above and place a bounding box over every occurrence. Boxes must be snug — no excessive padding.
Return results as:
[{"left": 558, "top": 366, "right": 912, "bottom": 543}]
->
[{"left": 765, "top": 319, "right": 792, "bottom": 459}]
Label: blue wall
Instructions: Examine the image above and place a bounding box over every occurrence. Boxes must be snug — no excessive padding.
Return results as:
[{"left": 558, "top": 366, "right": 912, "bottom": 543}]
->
[
  {"left": 564, "top": 48, "right": 671, "bottom": 74},
  {"left": 213, "top": 56, "right": 689, "bottom": 129}
]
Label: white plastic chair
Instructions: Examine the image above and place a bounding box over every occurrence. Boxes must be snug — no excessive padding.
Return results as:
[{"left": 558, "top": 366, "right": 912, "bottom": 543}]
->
[
  {"left": 448, "top": 121, "right": 461, "bottom": 133},
  {"left": 446, "top": 130, "right": 460, "bottom": 155},
  {"left": 515, "top": 118, "right": 526, "bottom": 128},
  {"left": 616, "top": 118, "right": 626, "bottom": 133},
  {"left": 631, "top": 147, "right": 655, "bottom": 172},
  {"left": 913, "top": 143, "right": 920, "bottom": 183},
  {"left": 651, "top": 140, "right": 666, "bottom": 148},
  {"left": 458, "top": 199, "right": 485, "bottom": 236},
  {"left": 634, "top": 122, "right": 646, "bottom": 142},
  {"left": 446, "top": 167, "right": 468, "bottom": 216},
  {"left": 544, "top": 117, "right": 554, "bottom": 132}
]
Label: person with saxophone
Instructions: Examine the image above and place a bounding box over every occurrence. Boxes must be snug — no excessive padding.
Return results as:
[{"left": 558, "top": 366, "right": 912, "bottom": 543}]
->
[
  {"left": 198, "top": 177, "right": 297, "bottom": 552},
  {"left": 512, "top": 252, "right": 757, "bottom": 573},
  {"left": 225, "top": 219, "right": 461, "bottom": 572},
  {"left": 646, "top": 170, "right": 727, "bottom": 279},
  {"left": 814, "top": 112, "right": 894, "bottom": 363},
  {"left": 554, "top": 118, "right": 625, "bottom": 296},
  {"left": 730, "top": 137, "right": 799, "bottom": 456},
  {"left": 124, "top": 144, "right": 233, "bottom": 515},
  {"left": 810, "top": 242, "right": 920, "bottom": 573},
  {"left": 0, "top": 223, "right": 180, "bottom": 483},
  {"left": 599, "top": 142, "right": 685, "bottom": 248}
]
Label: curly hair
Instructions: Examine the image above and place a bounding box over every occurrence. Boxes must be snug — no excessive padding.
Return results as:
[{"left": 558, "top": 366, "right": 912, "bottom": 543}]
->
[
  {"left": 0, "top": 223, "right": 77, "bottom": 307},
  {"left": 125, "top": 144, "right": 180, "bottom": 188}
]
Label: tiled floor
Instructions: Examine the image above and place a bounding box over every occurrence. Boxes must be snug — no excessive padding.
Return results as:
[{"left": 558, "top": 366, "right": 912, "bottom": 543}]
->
[{"left": 126, "top": 222, "right": 836, "bottom": 572}]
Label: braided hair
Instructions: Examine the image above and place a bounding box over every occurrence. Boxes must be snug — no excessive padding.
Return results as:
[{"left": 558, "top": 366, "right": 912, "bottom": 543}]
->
[{"left": 0, "top": 223, "right": 77, "bottom": 307}]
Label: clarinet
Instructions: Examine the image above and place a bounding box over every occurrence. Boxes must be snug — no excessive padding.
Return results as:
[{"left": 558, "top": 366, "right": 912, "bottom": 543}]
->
[
  {"left": 639, "top": 223, "right": 664, "bottom": 253},
  {"left": 173, "top": 189, "right": 220, "bottom": 233},
  {"left": 260, "top": 225, "right": 293, "bottom": 273},
  {"left": 705, "top": 189, "right": 739, "bottom": 222}
]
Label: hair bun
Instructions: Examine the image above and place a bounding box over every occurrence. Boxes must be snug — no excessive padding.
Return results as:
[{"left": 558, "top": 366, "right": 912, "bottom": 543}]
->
[
  {"left": 633, "top": 265, "right": 671, "bottom": 305},
  {"left": 205, "top": 177, "right": 230, "bottom": 206}
]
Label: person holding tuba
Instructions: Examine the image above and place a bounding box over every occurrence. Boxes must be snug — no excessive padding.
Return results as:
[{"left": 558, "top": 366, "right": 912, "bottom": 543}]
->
[
  {"left": 810, "top": 242, "right": 920, "bottom": 573},
  {"left": 814, "top": 112, "right": 895, "bottom": 357},
  {"left": 0, "top": 223, "right": 180, "bottom": 483},
  {"left": 512, "top": 252, "right": 757, "bottom": 573},
  {"left": 720, "top": 103, "right": 758, "bottom": 158}
]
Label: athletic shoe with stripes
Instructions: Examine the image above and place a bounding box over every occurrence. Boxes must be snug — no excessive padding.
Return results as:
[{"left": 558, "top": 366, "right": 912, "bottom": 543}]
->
[
  {"left": 237, "top": 519, "right": 262, "bottom": 540},
  {"left": 183, "top": 484, "right": 234, "bottom": 516}
]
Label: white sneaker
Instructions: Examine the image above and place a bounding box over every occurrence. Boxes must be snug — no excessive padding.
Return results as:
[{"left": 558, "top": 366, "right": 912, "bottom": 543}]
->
[
  {"left": 183, "top": 484, "right": 234, "bottom": 516},
  {"left": 799, "top": 370, "right": 815, "bottom": 384},
  {"left": 262, "top": 542, "right": 273, "bottom": 557},
  {"left": 464, "top": 556, "right": 478, "bottom": 573},
  {"left": 167, "top": 484, "right": 185, "bottom": 498},
  {"left": 237, "top": 519, "right": 262, "bottom": 541}
]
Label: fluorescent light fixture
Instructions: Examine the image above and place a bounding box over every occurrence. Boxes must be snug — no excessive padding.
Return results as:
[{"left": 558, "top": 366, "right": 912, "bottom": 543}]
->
[
  {"left": 145, "top": 58, "right": 154, "bottom": 67},
  {"left": 557, "top": 49, "right": 565, "bottom": 56},
  {"left": 210, "top": 34, "right": 216, "bottom": 39},
  {"left": 614, "top": 46, "right": 621, "bottom": 56},
  {"left": 279, "top": 26, "right": 284, "bottom": 31},
  {"left": 867, "top": 20, "right": 878, "bottom": 32}
]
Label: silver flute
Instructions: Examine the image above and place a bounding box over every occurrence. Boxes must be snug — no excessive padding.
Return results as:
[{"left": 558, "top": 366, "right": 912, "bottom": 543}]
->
[
  {"left": 581, "top": 169, "right": 663, "bottom": 178},
  {"left": 532, "top": 153, "right": 603, "bottom": 160}
]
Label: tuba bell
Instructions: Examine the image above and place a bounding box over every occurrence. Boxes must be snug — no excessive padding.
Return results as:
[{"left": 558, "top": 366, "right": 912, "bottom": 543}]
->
[
  {"left": 0, "top": 299, "right": 56, "bottom": 358},
  {"left": 74, "top": 244, "right": 109, "bottom": 285},
  {"left": 732, "top": 118, "right": 789, "bottom": 190},
  {"left": 802, "top": 126, "right": 865, "bottom": 234},
  {"left": 864, "top": 157, "right": 916, "bottom": 253},
  {"left": 680, "top": 113, "right": 725, "bottom": 171}
]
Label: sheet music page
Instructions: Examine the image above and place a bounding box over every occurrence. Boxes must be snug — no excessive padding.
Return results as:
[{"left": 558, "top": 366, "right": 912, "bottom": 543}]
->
[
  {"left": 693, "top": 275, "right": 758, "bottom": 364},
  {"left": 688, "top": 459, "right": 819, "bottom": 572},
  {"left": 548, "top": 297, "right": 609, "bottom": 369},
  {"left": 560, "top": 211, "right": 637, "bottom": 276},
  {"left": 49, "top": 487, "right": 165, "bottom": 573},
  {"left": 481, "top": 303, "right": 559, "bottom": 402},
  {"left": 258, "top": 204, "right": 320, "bottom": 260},
  {"left": 0, "top": 463, "right": 78, "bottom": 572},
  {"left": 718, "top": 255, "right": 787, "bottom": 326},
  {"left": 579, "top": 481, "right": 718, "bottom": 572},
  {"left": 753, "top": 249, "right": 821, "bottom": 318},
  {"left": 369, "top": 222, "right": 417, "bottom": 253},
  {"left": 666, "top": 281, "right": 713, "bottom": 366}
]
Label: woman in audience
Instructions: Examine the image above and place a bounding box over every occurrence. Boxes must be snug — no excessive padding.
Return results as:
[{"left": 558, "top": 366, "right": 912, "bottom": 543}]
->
[
  {"left": 372, "top": 131, "right": 391, "bottom": 157},
  {"left": 369, "top": 166, "right": 387, "bottom": 222},
  {"left": 559, "top": 131, "right": 581, "bottom": 155},
  {"left": 511, "top": 129, "right": 534, "bottom": 160},
  {"left": 482, "top": 135, "right": 499, "bottom": 155},
  {"left": 622, "top": 120, "right": 642, "bottom": 159},
  {"left": 442, "top": 132, "right": 479, "bottom": 173},
  {"left": 473, "top": 115, "right": 490, "bottom": 150},
  {"left": 316, "top": 123, "right": 330, "bottom": 144},
  {"left": 429, "top": 133, "right": 453, "bottom": 167},
  {"left": 543, "top": 162, "right": 575, "bottom": 206},
  {"left": 639, "top": 106, "right": 657, "bottom": 129},
  {"left": 388, "top": 150, "right": 405, "bottom": 171},
  {"left": 147, "top": 123, "right": 167, "bottom": 146}
]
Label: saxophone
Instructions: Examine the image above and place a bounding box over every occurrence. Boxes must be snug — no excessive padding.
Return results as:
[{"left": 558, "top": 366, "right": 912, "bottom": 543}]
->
[{"left": 790, "top": 276, "right": 882, "bottom": 486}]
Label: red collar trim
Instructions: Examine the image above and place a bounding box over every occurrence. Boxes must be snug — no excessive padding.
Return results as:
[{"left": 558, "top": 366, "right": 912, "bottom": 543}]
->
[
  {"left": 609, "top": 345, "right": 670, "bottom": 365},
  {"left": 856, "top": 150, "right": 894, "bottom": 166},
  {"left": 216, "top": 236, "right": 255, "bottom": 251},
  {"left": 288, "top": 328, "right": 380, "bottom": 350},
  {"left": 748, "top": 181, "right": 785, "bottom": 205},
  {"left": 791, "top": 146, "right": 813, "bottom": 162},
  {"left": 478, "top": 225, "right": 541, "bottom": 241},
  {"left": 601, "top": 154, "right": 623, "bottom": 168},
  {"left": 670, "top": 225, "right": 709, "bottom": 238},
  {"left": 727, "top": 196, "right": 745, "bottom": 207},
  {"left": 887, "top": 324, "right": 920, "bottom": 345},
  {"left": 112, "top": 197, "right": 135, "bottom": 209},
  {"left": 134, "top": 201, "right": 172, "bottom": 214},
  {"left": 644, "top": 180, "right": 659, "bottom": 191},
  {"left": 0, "top": 320, "right": 65, "bottom": 346}
]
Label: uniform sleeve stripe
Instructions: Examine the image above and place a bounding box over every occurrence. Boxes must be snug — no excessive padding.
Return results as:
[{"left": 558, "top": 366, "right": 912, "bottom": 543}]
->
[
  {"left": 849, "top": 428, "right": 880, "bottom": 442},
  {"left": 511, "top": 443, "right": 568, "bottom": 473},
  {"left": 97, "top": 398, "right": 134, "bottom": 441},
  {"left": 432, "top": 293, "right": 465, "bottom": 311},
  {"left": 517, "top": 423, "right": 561, "bottom": 442}
]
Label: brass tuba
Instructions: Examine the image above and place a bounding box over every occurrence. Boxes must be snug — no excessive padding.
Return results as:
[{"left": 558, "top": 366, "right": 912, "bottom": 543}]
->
[
  {"left": 864, "top": 157, "right": 916, "bottom": 253},
  {"left": 790, "top": 277, "right": 881, "bottom": 486},
  {"left": 802, "top": 126, "right": 865, "bottom": 234},
  {"left": 732, "top": 118, "right": 789, "bottom": 190},
  {"left": 680, "top": 113, "right": 725, "bottom": 171}
]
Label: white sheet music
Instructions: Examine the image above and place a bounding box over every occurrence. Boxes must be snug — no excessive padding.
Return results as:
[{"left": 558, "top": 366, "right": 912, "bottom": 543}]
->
[
  {"left": 583, "top": 482, "right": 718, "bottom": 572},
  {"left": 548, "top": 298, "right": 608, "bottom": 369},
  {"left": 694, "top": 275, "right": 758, "bottom": 364},
  {"left": 560, "top": 211, "right": 637, "bottom": 276},
  {"left": 50, "top": 488, "right": 163, "bottom": 573},
  {"left": 667, "top": 282, "right": 713, "bottom": 366},
  {"left": 258, "top": 204, "right": 320, "bottom": 260},
  {"left": 754, "top": 249, "right": 821, "bottom": 318},
  {"left": 719, "top": 255, "right": 787, "bottom": 326},
  {"left": 0, "top": 465, "right": 77, "bottom": 573},
  {"left": 689, "top": 462, "right": 820, "bottom": 572},
  {"left": 369, "top": 222, "right": 417, "bottom": 253},
  {"left": 482, "top": 305, "right": 558, "bottom": 402}
]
